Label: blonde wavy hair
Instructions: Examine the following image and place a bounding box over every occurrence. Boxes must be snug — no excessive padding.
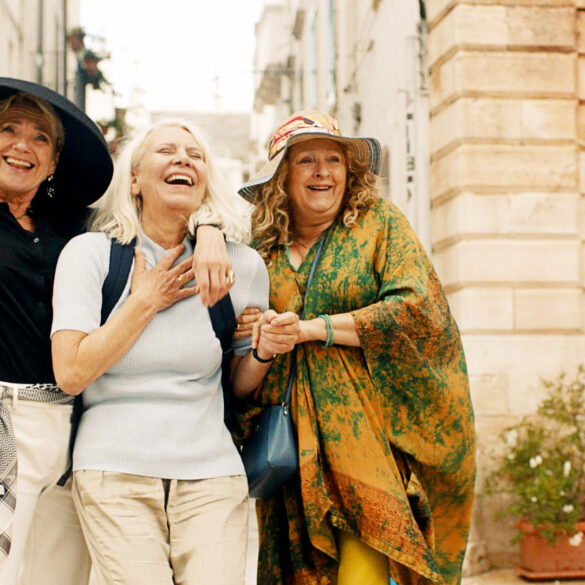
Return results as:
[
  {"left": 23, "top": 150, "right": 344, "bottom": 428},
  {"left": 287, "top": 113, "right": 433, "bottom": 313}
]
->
[
  {"left": 251, "top": 141, "right": 379, "bottom": 263},
  {"left": 89, "top": 118, "right": 250, "bottom": 243}
]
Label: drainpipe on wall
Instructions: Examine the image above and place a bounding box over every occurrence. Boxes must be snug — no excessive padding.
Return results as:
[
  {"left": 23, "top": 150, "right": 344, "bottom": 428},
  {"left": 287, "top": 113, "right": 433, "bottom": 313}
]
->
[
  {"left": 415, "top": 0, "right": 431, "bottom": 253},
  {"left": 62, "top": 0, "right": 68, "bottom": 95},
  {"left": 403, "top": 0, "right": 431, "bottom": 251},
  {"left": 417, "top": 1, "right": 429, "bottom": 92},
  {"left": 36, "top": 0, "right": 44, "bottom": 83}
]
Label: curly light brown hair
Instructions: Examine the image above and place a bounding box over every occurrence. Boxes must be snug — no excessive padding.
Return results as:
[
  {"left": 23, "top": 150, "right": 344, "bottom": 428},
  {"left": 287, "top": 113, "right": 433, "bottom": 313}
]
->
[{"left": 251, "top": 141, "right": 379, "bottom": 263}]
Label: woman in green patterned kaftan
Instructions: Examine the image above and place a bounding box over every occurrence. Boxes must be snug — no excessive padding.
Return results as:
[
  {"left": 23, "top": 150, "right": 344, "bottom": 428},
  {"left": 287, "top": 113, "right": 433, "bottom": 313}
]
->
[{"left": 235, "top": 111, "right": 476, "bottom": 585}]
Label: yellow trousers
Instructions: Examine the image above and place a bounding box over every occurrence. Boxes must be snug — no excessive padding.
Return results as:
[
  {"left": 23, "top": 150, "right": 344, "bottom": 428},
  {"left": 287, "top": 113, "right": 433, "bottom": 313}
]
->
[{"left": 336, "top": 530, "right": 389, "bottom": 585}]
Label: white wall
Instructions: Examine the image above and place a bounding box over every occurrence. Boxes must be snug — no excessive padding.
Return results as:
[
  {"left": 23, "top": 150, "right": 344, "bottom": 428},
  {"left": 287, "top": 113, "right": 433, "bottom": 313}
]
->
[
  {"left": 0, "top": 0, "right": 80, "bottom": 99},
  {"left": 334, "top": 0, "right": 431, "bottom": 249}
]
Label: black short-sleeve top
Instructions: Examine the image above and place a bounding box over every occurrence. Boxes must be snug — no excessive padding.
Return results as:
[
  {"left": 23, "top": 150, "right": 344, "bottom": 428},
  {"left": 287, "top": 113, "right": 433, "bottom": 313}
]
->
[{"left": 0, "top": 202, "right": 68, "bottom": 383}]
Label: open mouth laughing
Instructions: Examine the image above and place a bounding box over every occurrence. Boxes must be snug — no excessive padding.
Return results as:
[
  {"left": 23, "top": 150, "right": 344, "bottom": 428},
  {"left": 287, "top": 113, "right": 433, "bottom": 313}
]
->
[
  {"left": 4, "top": 156, "right": 34, "bottom": 170},
  {"left": 307, "top": 185, "right": 333, "bottom": 192},
  {"left": 165, "top": 173, "right": 194, "bottom": 186}
]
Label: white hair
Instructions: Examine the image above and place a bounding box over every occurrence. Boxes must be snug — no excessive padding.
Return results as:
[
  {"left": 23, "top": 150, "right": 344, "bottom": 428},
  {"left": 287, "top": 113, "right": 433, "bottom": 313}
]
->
[{"left": 89, "top": 118, "right": 251, "bottom": 243}]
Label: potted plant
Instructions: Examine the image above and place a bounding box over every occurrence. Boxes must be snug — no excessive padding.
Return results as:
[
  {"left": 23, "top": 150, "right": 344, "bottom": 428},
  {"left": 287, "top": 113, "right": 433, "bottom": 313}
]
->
[{"left": 485, "top": 365, "right": 585, "bottom": 580}]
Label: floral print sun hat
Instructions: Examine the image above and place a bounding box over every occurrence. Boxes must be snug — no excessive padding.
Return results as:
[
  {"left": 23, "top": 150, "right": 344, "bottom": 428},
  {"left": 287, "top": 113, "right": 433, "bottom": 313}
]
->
[{"left": 238, "top": 109, "right": 381, "bottom": 201}]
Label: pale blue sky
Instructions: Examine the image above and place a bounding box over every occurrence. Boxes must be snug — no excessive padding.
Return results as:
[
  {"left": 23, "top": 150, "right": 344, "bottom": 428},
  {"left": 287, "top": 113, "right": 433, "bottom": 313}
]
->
[{"left": 80, "top": 0, "right": 262, "bottom": 111}]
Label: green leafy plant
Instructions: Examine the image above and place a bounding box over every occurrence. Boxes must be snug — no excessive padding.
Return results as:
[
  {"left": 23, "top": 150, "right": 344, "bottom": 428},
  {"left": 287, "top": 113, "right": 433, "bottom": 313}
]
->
[{"left": 485, "top": 365, "right": 585, "bottom": 544}]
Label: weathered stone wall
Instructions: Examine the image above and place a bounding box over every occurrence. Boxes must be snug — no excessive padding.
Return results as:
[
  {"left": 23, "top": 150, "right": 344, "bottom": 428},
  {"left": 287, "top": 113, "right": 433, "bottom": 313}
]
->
[{"left": 427, "top": 0, "right": 585, "bottom": 573}]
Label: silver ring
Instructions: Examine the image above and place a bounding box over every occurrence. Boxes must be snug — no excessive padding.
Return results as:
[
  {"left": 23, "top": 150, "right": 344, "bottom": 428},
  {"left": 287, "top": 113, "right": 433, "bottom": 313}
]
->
[{"left": 226, "top": 270, "right": 235, "bottom": 285}]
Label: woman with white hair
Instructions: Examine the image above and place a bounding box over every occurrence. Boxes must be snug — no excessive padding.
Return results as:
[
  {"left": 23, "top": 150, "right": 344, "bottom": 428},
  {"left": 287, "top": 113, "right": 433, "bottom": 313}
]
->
[{"left": 49, "top": 119, "right": 300, "bottom": 585}]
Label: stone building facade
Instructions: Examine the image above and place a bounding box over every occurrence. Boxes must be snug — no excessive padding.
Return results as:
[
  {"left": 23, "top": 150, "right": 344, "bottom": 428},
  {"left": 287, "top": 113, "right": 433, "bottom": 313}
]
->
[
  {"left": 251, "top": 0, "right": 585, "bottom": 574},
  {"left": 429, "top": 0, "right": 584, "bottom": 572},
  {"left": 0, "top": 0, "right": 80, "bottom": 97}
]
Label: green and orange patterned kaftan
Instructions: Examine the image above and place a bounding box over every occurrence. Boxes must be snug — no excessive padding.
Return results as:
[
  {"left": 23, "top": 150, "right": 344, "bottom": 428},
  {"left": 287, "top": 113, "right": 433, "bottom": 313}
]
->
[{"left": 241, "top": 198, "right": 476, "bottom": 585}]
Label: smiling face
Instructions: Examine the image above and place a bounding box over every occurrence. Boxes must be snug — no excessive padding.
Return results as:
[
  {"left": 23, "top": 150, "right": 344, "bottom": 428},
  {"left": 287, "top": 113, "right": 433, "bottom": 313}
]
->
[
  {"left": 0, "top": 104, "right": 58, "bottom": 204},
  {"left": 131, "top": 125, "right": 208, "bottom": 223},
  {"left": 286, "top": 138, "right": 347, "bottom": 226}
]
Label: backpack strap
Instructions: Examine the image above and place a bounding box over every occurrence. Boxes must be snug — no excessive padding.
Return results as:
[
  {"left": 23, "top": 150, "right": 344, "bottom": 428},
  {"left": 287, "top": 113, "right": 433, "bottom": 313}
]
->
[
  {"left": 200, "top": 236, "right": 237, "bottom": 429},
  {"left": 209, "top": 292, "right": 237, "bottom": 431},
  {"left": 208, "top": 293, "right": 236, "bottom": 352},
  {"left": 101, "top": 238, "right": 136, "bottom": 325}
]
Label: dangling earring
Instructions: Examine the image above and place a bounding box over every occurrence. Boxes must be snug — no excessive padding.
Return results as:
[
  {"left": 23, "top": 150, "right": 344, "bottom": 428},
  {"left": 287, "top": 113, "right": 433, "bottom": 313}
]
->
[{"left": 46, "top": 174, "right": 55, "bottom": 198}]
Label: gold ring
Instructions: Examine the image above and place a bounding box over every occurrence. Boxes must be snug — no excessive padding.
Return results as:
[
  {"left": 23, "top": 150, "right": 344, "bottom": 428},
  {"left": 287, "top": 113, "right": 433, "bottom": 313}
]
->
[
  {"left": 177, "top": 274, "right": 185, "bottom": 286},
  {"left": 226, "top": 270, "right": 235, "bottom": 285}
]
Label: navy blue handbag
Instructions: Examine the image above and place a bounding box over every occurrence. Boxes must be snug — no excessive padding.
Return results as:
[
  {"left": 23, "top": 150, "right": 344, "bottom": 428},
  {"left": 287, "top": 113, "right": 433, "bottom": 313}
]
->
[
  {"left": 240, "top": 364, "right": 297, "bottom": 499},
  {"left": 240, "top": 232, "right": 328, "bottom": 500}
]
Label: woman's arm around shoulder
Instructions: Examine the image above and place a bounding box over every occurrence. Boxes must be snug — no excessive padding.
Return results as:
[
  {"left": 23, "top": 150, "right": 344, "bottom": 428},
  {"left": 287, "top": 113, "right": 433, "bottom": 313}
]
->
[{"left": 191, "top": 225, "right": 233, "bottom": 307}]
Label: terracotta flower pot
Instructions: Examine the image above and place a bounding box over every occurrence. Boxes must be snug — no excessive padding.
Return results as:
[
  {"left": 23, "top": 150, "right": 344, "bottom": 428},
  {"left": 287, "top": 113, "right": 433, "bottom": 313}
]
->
[{"left": 517, "top": 519, "right": 585, "bottom": 581}]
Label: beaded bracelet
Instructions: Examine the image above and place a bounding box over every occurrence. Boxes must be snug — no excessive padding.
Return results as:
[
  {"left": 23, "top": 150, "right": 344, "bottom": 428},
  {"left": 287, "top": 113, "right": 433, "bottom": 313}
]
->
[{"left": 318, "top": 314, "right": 334, "bottom": 348}]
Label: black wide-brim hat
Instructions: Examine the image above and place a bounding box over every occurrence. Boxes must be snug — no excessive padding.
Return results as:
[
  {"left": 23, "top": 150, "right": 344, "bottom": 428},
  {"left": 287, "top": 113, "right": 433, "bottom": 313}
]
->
[{"left": 0, "top": 77, "right": 113, "bottom": 208}]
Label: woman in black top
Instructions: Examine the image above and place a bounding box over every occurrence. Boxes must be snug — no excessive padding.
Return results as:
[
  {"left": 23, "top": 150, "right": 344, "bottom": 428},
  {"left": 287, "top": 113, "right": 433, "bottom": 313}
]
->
[{"left": 0, "top": 78, "right": 113, "bottom": 585}]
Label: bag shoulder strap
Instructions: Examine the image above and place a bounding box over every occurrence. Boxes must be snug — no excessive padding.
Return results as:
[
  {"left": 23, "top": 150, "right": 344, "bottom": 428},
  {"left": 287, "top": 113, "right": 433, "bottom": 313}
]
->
[
  {"left": 210, "top": 294, "right": 237, "bottom": 432},
  {"left": 209, "top": 293, "right": 236, "bottom": 353},
  {"left": 283, "top": 230, "right": 329, "bottom": 405},
  {"left": 100, "top": 238, "right": 136, "bottom": 326}
]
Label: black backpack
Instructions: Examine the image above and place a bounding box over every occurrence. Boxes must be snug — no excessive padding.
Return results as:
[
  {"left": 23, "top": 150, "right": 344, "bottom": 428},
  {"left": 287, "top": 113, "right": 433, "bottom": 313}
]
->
[{"left": 58, "top": 237, "right": 237, "bottom": 485}]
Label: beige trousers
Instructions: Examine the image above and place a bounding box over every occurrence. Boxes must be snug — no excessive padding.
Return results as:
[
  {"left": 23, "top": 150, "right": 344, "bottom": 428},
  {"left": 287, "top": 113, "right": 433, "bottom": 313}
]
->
[
  {"left": 0, "top": 400, "right": 90, "bottom": 585},
  {"left": 73, "top": 471, "right": 249, "bottom": 585}
]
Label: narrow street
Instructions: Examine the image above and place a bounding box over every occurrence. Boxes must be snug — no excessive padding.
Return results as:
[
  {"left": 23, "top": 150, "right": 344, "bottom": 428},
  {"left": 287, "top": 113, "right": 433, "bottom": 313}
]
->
[
  {"left": 245, "top": 502, "right": 585, "bottom": 585},
  {"left": 463, "top": 569, "right": 585, "bottom": 585}
]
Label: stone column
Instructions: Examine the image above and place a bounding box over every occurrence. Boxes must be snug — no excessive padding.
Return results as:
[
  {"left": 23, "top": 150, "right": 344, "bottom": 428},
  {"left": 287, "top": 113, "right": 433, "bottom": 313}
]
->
[{"left": 426, "top": 0, "right": 584, "bottom": 573}]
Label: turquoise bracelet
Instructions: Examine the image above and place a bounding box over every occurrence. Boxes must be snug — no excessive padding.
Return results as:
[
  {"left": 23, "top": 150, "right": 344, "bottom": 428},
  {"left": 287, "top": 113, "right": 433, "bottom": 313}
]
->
[{"left": 318, "top": 314, "right": 334, "bottom": 348}]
